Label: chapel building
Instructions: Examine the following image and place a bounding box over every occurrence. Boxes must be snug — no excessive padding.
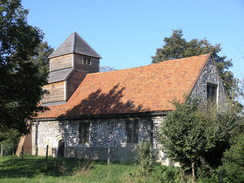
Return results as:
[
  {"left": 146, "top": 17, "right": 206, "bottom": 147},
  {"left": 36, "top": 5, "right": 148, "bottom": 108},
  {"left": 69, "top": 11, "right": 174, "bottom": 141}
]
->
[{"left": 17, "top": 32, "right": 228, "bottom": 164}]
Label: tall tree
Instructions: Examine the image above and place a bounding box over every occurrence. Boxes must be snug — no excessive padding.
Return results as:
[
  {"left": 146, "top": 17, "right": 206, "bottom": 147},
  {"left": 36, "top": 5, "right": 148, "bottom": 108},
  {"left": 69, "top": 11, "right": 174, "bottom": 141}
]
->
[
  {"left": 0, "top": 0, "right": 48, "bottom": 135},
  {"left": 152, "top": 29, "right": 235, "bottom": 97}
]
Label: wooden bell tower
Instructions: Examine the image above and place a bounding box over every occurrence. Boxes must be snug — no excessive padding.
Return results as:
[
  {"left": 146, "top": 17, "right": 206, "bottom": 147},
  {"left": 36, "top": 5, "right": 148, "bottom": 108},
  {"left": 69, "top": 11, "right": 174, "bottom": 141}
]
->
[{"left": 42, "top": 32, "right": 101, "bottom": 105}]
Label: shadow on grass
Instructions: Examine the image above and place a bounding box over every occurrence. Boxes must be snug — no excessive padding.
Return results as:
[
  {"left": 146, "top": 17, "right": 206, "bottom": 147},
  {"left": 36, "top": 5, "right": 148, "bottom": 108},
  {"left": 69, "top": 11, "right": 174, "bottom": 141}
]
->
[
  {"left": 0, "top": 156, "right": 93, "bottom": 178},
  {"left": 0, "top": 156, "right": 136, "bottom": 179}
]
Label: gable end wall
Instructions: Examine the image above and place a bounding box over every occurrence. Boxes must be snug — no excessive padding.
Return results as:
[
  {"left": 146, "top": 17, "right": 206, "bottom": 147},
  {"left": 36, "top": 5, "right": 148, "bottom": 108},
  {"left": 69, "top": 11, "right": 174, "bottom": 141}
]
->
[{"left": 190, "top": 58, "right": 228, "bottom": 111}]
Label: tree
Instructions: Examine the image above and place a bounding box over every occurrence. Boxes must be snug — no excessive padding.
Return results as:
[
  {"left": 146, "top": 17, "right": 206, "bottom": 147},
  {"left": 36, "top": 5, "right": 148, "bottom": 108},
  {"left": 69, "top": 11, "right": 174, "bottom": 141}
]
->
[
  {"left": 100, "top": 66, "right": 116, "bottom": 72},
  {"left": 157, "top": 99, "right": 207, "bottom": 183},
  {"left": 219, "top": 78, "right": 244, "bottom": 182},
  {"left": 0, "top": 128, "right": 21, "bottom": 155},
  {"left": 0, "top": 0, "right": 47, "bottom": 135},
  {"left": 31, "top": 41, "right": 54, "bottom": 76},
  {"left": 157, "top": 99, "right": 241, "bottom": 183},
  {"left": 152, "top": 29, "right": 235, "bottom": 97},
  {"left": 0, "top": 41, "right": 53, "bottom": 147},
  {"left": 236, "top": 78, "right": 244, "bottom": 114}
]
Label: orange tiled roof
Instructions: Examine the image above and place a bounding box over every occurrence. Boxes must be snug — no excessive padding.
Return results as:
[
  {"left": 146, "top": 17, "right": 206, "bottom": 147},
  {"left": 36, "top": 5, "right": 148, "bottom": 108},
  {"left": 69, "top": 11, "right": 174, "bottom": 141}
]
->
[{"left": 37, "top": 54, "right": 210, "bottom": 118}]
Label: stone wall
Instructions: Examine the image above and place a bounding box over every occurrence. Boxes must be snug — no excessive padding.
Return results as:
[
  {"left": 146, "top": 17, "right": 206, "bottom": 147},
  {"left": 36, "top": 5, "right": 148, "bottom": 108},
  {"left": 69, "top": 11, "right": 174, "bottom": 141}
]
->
[
  {"left": 151, "top": 116, "right": 174, "bottom": 166},
  {"left": 66, "top": 146, "right": 138, "bottom": 162},
  {"left": 191, "top": 58, "right": 228, "bottom": 111},
  {"left": 32, "top": 116, "right": 156, "bottom": 161},
  {"left": 32, "top": 121, "right": 63, "bottom": 156}
]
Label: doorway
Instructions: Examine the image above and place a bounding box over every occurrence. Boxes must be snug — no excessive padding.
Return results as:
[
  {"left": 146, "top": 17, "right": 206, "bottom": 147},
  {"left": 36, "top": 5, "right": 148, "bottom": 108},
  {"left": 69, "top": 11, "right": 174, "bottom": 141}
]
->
[{"left": 57, "top": 139, "right": 64, "bottom": 157}]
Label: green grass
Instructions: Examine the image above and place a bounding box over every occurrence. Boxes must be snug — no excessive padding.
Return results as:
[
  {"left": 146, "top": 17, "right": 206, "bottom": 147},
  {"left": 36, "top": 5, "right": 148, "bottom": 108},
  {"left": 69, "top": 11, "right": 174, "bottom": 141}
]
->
[
  {"left": 0, "top": 156, "right": 138, "bottom": 183},
  {"left": 0, "top": 156, "right": 183, "bottom": 183}
]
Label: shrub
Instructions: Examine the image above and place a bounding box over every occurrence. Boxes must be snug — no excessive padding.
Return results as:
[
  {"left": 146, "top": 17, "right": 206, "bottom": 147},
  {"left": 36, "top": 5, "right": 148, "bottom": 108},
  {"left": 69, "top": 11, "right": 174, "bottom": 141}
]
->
[
  {"left": 151, "top": 165, "right": 180, "bottom": 183},
  {"left": 221, "top": 134, "right": 244, "bottom": 183},
  {"left": 137, "top": 140, "right": 154, "bottom": 176}
]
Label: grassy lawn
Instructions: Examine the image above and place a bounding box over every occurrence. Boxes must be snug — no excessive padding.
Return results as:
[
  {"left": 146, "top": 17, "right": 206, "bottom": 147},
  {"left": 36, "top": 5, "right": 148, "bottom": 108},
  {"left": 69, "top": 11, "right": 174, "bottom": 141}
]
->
[{"left": 0, "top": 156, "right": 138, "bottom": 183}]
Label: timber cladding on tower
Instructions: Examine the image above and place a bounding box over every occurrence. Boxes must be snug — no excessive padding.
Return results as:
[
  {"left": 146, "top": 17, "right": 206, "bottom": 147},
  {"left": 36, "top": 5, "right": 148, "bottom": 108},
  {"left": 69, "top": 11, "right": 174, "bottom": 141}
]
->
[
  {"left": 18, "top": 32, "right": 229, "bottom": 164},
  {"left": 42, "top": 32, "right": 101, "bottom": 105}
]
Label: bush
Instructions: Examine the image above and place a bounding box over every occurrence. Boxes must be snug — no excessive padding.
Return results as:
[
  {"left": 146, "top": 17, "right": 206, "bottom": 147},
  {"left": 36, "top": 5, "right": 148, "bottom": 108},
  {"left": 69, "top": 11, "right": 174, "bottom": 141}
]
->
[
  {"left": 197, "top": 167, "right": 218, "bottom": 183},
  {"left": 0, "top": 145, "right": 16, "bottom": 156},
  {"left": 137, "top": 140, "right": 154, "bottom": 176},
  {"left": 221, "top": 134, "right": 244, "bottom": 183},
  {"left": 197, "top": 134, "right": 244, "bottom": 183},
  {"left": 134, "top": 141, "right": 180, "bottom": 182},
  {"left": 150, "top": 165, "right": 180, "bottom": 183},
  {"left": 0, "top": 129, "right": 20, "bottom": 156}
]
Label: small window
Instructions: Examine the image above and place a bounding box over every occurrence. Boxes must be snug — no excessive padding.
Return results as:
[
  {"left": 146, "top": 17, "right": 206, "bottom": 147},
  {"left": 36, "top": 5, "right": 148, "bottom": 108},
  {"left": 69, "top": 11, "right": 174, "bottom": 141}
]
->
[
  {"left": 87, "top": 59, "right": 91, "bottom": 65},
  {"left": 126, "top": 121, "right": 139, "bottom": 143},
  {"left": 207, "top": 83, "right": 217, "bottom": 104},
  {"left": 79, "top": 123, "right": 90, "bottom": 144},
  {"left": 82, "top": 57, "right": 91, "bottom": 65}
]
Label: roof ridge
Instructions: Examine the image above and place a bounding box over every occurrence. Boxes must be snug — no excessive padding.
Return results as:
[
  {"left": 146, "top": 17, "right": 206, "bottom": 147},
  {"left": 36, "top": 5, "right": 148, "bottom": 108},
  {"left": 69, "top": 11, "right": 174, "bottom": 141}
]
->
[
  {"left": 72, "top": 32, "right": 76, "bottom": 53},
  {"left": 48, "top": 33, "right": 74, "bottom": 59},
  {"left": 88, "top": 53, "right": 211, "bottom": 76},
  {"left": 155, "top": 53, "right": 211, "bottom": 63},
  {"left": 75, "top": 33, "right": 102, "bottom": 59},
  {"left": 186, "top": 54, "right": 211, "bottom": 100}
]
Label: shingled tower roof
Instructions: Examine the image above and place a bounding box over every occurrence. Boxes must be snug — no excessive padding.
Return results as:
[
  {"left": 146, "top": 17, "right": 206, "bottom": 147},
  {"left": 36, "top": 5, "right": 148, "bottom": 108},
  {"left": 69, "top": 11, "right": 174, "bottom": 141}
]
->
[{"left": 48, "top": 32, "right": 101, "bottom": 59}]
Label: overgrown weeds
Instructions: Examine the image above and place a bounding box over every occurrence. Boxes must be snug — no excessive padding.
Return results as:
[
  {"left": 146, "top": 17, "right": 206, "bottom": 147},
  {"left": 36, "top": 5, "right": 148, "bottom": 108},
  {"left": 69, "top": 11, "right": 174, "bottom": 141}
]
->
[
  {"left": 131, "top": 140, "right": 181, "bottom": 183},
  {"left": 137, "top": 140, "right": 154, "bottom": 177},
  {"left": 73, "top": 159, "right": 94, "bottom": 176}
]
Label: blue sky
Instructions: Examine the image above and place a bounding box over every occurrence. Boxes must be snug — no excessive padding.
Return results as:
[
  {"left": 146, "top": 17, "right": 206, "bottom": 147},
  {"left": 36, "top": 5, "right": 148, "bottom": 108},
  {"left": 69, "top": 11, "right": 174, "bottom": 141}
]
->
[{"left": 22, "top": 0, "right": 244, "bottom": 79}]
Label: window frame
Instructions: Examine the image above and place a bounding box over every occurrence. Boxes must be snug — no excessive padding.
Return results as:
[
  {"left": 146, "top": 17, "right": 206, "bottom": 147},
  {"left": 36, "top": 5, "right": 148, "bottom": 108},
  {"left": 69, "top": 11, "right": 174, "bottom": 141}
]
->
[
  {"left": 126, "top": 121, "right": 139, "bottom": 144},
  {"left": 82, "top": 56, "right": 91, "bottom": 65},
  {"left": 79, "top": 123, "right": 90, "bottom": 144},
  {"left": 207, "top": 83, "right": 218, "bottom": 104}
]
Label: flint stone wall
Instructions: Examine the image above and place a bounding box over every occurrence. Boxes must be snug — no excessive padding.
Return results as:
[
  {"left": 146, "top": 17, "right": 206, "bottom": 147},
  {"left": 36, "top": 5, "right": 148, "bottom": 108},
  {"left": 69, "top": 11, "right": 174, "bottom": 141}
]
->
[
  {"left": 191, "top": 58, "right": 228, "bottom": 111},
  {"left": 32, "top": 116, "right": 158, "bottom": 162}
]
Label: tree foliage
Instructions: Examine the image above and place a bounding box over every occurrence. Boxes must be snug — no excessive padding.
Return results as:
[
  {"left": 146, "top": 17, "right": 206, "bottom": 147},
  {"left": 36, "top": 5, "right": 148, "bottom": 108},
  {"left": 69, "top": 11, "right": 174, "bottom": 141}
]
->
[
  {"left": 100, "top": 66, "right": 116, "bottom": 72},
  {"left": 152, "top": 29, "right": 235, "bottom": 97},
  {"left": 0, "top": 0, "right": 48, "bottom": 135},
  {"left": 31, "top": 41, "right": 54, "bottom": 76},
  {"left": 157, "top": 99, "right": 242, "bottom": 182},
  {"left": 0, "top": 128, "right": 21, "bottom": 155},
  {"left": 221, "top": 134, "right": 244, "bottom": 183},
  {"left": 236, "top": 78, "right": 244, "bottom": 114},
  {"left": 137, "top": 140, "right": 154, "bottom": 176}
]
